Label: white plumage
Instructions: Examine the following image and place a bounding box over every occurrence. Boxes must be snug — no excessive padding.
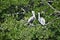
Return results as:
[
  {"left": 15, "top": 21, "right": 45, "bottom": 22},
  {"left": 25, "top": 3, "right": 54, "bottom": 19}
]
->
[
  {"left": 38, "top": 12, "right": 45, "bottom": 25},
  {"left": 28, "top": 11, "right": 36, "bottom": 23}
]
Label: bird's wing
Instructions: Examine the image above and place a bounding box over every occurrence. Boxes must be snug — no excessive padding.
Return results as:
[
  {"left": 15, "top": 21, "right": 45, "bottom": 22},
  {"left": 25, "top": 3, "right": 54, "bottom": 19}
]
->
[
  {"left": 28, "top": 16, "right": 34, "bottom": 23},
  {"left": 40, "top": 17, "right": 45, "bottom": 25}
]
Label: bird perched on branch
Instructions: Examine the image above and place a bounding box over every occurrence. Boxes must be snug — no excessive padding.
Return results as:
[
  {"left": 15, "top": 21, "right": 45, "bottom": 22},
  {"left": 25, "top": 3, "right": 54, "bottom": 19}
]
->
[
  {"left": 38, "top": 12, "right": 45, "bottom": 25},
  {"left": 48, "top": 0, "right": 53, "bottom": 5},
  {"left": 27, "top": 11, "right": 36, "bottom": 25}
]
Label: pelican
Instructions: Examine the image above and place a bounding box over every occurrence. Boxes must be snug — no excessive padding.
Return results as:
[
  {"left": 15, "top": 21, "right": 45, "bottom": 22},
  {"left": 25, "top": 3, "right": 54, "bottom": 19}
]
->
[
  {"left": 28, "top": 11, "right": 36, "bottom": 24},
  {"left": 38, "top": 12, "right": 45, "bottom": 25}
]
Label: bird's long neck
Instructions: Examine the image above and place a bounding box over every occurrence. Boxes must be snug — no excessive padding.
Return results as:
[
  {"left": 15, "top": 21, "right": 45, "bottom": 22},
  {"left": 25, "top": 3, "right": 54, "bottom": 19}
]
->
[
  {"left": 33, "top": 13, "right": 35, "bottom": 17},
  {"left": 32, "top": 11, "right": 35, "bottom": 17},
  {"left": 38, "top": 13, "right": 40, "bottom": 19}
]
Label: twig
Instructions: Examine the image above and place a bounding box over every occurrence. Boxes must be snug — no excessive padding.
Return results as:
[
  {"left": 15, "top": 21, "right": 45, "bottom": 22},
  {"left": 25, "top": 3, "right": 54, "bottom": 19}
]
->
[
  {"left": 46, "top": 2, "right": 57, "bottom": 11},
  {"left": 47, "top": 2, "right": 60, "bottom": 13},
  {"left": 45, "top": 17, "right": 60, "bottom": 25},
  {"left": 42, "top": 0, "right": 60, "bottom": 13}
]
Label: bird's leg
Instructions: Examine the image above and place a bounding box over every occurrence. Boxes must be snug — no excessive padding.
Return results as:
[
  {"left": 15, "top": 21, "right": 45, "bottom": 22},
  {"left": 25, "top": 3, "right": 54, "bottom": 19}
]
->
[
  {"left": 29, "top": 23, "right": 35, "bottom": 26},
  {"left": 24, "top": 22, "right": 34, "bottom": 26}
]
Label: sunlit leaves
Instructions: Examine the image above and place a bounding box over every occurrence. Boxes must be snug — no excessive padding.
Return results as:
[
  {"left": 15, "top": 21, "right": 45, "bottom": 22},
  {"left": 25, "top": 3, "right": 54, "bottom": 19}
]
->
[{"left": 0, "top": 0, "right": 60, "bottom": 40}]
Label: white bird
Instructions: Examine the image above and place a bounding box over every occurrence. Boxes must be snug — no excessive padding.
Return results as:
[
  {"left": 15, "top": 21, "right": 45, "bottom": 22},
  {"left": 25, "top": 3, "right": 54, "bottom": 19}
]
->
[
  {"left": 38, "top": 12, "right": 45, "bottom": 25},
  {"left": 28, "top": 11, "right": 36, "bottom": 24}
]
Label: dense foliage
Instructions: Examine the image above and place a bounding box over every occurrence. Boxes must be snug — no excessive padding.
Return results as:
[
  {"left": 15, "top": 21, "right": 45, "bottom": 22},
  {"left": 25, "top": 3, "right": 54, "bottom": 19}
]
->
[{"left": 0, "top": 0, "right": 60, "bottom": 40}]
